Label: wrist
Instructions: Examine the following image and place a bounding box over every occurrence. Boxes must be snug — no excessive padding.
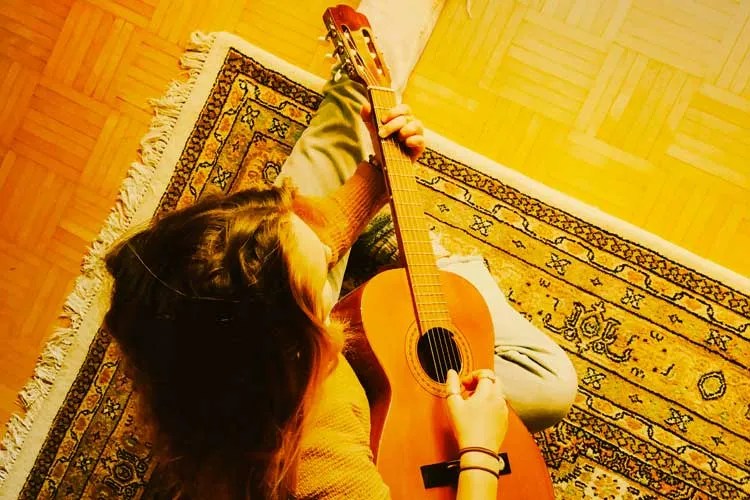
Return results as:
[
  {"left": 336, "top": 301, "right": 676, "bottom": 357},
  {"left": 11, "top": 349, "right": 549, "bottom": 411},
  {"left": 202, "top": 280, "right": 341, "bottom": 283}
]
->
[{"left": 459, "top": 452, "right": 500, "bottom": 474}]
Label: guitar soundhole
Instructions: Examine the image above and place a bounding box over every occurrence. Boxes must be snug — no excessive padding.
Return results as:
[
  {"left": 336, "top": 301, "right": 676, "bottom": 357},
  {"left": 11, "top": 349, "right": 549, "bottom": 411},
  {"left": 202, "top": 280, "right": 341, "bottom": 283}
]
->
[{"left": 417, "top": 328, "right": 463, "bottom": 383}]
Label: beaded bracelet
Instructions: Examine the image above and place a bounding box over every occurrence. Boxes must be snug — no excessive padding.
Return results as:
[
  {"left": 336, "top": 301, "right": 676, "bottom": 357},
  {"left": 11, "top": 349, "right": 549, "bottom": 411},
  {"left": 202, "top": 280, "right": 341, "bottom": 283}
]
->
[
  {"left": 459, "top": 446, "right": 499, "bottom": 460},
  {"left": 459, "top": 465, "right": 500, "bottom": 479}
]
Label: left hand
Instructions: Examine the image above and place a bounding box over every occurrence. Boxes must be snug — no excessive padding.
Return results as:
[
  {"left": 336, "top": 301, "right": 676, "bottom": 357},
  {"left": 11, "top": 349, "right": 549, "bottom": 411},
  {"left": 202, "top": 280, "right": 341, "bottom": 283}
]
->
[{"left": 360, "top": 102, "right": 425, "bottom": 163}]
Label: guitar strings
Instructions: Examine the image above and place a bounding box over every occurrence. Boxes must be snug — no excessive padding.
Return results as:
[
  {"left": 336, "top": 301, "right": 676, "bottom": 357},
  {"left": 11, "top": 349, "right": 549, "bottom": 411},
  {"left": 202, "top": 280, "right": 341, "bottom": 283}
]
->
[
  {"left": 373, "top": 89, "right": 445, "bottom": 376},
  {"left": 375, "top": 91, "right": 460, "bottom": 381},
  {"left": 376, "top": 98, "right": 450, "bottom": 379},
  {"left": 372, "top": 89, "right": 459, "bottom": 382}
]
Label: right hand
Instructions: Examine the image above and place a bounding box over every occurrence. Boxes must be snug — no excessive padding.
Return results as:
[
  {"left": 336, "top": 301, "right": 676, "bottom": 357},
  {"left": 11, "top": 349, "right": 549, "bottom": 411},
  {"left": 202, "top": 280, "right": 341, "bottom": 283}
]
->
[{"left": 445, "top": 369, "right": 509, "bottom": 452}]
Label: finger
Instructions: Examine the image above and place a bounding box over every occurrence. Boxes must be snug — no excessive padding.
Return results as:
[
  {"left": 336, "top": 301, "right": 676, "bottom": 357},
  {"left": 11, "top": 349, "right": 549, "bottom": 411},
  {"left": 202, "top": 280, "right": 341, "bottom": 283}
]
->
[
  {"left": 445, "top": 369, "right": 462, "bottom": 409},
  {"left": 378, "top": 114, "right": 410, "bottom": 138},
  {"left": 460, "top": 373, "right": 478, "bottom": 392},
  {"left": 397, "top": 119, "right": 423, "bottom": 141},
  {"left": 404, "top": 135, "right": 425, "bottom": 151},
  {"left": 360, "top": 102, "right": 372, "bottom": 122},
  {"left": 380, "top": 103, "right": 412, "bottom": 123},
  {"left": 460, "top": 368, "right": 494, "bottom": 387},
  {"left": 474, "top": 376, "right": 496, "bottom": 398},
  {"left": 406, "top": 140, "right": 424, "bottom": 162},
  {"left": 462, "top": 369, "right": 497, "bottom": 396},
  {"left": 446, "top": 369, "right": 461, "bottom": 394}
]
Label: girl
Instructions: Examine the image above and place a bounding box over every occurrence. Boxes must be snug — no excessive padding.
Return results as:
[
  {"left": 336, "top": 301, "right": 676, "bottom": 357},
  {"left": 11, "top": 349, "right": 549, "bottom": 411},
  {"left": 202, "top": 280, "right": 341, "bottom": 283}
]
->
[
  {"left": 104, "top": 102, "right": 508, "bottom": 498},
  {"left": 105, "top": 3, "right": 576, "bottom": 497}
]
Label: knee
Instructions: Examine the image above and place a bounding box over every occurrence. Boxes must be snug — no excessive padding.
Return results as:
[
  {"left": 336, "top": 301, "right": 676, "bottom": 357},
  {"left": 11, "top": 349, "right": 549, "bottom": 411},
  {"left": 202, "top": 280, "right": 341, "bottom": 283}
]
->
[{"left": 523, "top": 355, "right": 578, "bottom": 433}]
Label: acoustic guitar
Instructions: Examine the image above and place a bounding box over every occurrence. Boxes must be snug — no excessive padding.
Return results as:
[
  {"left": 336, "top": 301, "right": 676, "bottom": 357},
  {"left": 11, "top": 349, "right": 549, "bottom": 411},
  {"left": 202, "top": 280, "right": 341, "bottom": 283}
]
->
[{"left": 324, "top": 5, "right": 555, "bottom": 499}]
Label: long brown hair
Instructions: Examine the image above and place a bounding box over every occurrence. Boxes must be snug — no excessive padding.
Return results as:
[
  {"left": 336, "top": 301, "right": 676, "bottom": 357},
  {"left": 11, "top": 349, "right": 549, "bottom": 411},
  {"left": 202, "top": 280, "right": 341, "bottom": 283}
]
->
[{"left": 104, "top": 182, "right": 341, "bottom": 499}]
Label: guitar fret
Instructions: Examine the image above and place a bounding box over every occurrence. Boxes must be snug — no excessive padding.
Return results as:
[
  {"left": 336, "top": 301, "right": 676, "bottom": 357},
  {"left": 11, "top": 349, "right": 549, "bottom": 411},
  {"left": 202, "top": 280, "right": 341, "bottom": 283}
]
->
[
  {"left": 413, "top": 313, "right": 452, "bottom": 320},
  {"left": 368, "top": 86, "right": 458, "bottom": 331},
  {"left": 414, "top": 305, "right": 450, "bottom": 310},
  {"left": 409, "top": 274, "right": 440, "bottom": 287}
]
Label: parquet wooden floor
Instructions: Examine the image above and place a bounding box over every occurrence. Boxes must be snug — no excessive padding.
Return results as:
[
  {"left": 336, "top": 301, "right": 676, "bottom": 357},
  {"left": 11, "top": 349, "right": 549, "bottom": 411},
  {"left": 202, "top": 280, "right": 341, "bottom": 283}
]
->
[{"left": 1, "top": 0, "right": 748, "bottom": 436}]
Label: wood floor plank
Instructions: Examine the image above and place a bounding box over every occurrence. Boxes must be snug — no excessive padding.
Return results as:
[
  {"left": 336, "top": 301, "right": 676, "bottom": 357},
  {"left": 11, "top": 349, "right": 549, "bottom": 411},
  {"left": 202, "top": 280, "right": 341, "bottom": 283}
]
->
[{"left": 0, "top": 61, "right": 40, "bottom": 147}]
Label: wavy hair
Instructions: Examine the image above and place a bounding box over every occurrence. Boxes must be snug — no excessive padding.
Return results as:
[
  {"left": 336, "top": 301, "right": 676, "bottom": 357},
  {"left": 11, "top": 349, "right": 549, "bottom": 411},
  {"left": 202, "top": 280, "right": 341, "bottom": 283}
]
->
[{"left": 104, "top": 181, "right": 342, "bottom": 499}]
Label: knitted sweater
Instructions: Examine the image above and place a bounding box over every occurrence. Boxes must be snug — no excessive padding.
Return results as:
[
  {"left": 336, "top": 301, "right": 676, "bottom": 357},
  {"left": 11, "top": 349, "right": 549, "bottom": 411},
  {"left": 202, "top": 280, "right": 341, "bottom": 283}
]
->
[
  {"left": 292, "top": 161, "right": 391, "bottom": 499},
  {"left": 292, "top": 161, "right": 389, "bottom": 268},
  {"left": 294, "top": 355, "right": 390, "bottom": 499}
]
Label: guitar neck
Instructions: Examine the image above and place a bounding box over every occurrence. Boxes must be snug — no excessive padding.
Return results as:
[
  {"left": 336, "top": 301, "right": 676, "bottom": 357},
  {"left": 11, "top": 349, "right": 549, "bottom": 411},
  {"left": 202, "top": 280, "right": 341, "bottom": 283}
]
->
[{"left": 367, "top": 86, "right": 450, "bottom": 332}]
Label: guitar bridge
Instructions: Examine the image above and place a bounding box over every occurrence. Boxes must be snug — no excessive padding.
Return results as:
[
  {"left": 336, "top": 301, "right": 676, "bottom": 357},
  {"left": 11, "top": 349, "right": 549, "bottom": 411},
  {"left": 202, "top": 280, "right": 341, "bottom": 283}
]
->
[{"left": 420, "top": 453, "right": 511, "bottom": 488}]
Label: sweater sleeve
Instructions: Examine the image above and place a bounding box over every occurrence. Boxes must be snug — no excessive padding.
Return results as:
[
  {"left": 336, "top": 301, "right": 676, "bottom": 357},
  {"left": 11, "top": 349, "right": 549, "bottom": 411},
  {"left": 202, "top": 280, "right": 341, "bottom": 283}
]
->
[
  {"left": 292, "top": 161, "right": 389, "bottom": 267},
  {"left": 295, "top": 357, "right": 391, "bottom": 499}
]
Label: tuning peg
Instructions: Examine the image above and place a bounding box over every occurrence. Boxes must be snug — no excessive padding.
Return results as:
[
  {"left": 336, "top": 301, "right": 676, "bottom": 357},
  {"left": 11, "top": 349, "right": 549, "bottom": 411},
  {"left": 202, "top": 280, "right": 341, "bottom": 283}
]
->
[
  {"left": 325, "top": 44, "right": 346, "bottom": 58},
  {"left": 324, "top": 52, "right": 336, "bottom": 59},
  {"left": 317, "top": 32, "right": 332, "bottom": 42}
]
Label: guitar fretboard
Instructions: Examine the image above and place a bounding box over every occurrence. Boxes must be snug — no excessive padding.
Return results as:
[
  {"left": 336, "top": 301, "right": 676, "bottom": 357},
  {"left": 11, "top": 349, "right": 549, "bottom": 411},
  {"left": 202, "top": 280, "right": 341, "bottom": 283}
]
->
[{"left": 368, "top": 87, "right": 451, "bottom": 333}]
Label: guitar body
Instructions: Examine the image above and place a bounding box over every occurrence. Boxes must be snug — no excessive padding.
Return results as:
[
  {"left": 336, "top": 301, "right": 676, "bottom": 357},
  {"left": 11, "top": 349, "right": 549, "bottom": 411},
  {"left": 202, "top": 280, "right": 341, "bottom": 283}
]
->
[{"left": 333, "top": 268, "right": 555, "bottom": 499}]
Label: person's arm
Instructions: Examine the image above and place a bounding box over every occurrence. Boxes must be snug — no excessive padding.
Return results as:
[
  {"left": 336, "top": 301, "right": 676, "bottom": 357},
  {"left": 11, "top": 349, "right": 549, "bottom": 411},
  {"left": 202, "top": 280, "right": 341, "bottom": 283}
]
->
[
  {"left": 446, "top": 368, "right": 509, "bottom": 500},
  {"left": 292, "top": 159, "right": 388, "bottom": 267},
  {"left": 292, "top": 101, "right": 425, "bottom": 267},
  {"left": 456, "top": 450, "right": 501, "bottom": 499}
]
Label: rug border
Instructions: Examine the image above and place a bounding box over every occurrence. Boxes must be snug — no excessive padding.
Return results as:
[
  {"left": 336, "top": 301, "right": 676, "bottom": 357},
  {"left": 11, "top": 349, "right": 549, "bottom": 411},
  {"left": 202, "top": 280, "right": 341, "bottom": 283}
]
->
[
  {"left": 2, "top": 28, "right": 748, "bottom": 499},
  {"left": 423, "top": 129, "right": 750, "bottom": 293}
]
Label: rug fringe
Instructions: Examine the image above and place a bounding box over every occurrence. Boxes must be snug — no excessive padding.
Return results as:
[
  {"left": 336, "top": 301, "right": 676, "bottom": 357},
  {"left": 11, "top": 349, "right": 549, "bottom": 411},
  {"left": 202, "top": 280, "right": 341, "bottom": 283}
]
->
[{"left": 0, "top": 31, "right": 218, "bottom": 484}]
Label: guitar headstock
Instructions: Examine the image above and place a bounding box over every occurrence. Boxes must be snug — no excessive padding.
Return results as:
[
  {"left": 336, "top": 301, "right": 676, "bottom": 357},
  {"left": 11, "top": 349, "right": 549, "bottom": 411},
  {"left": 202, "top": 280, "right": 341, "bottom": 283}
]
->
[{"left": 323, "top": 5, "right": 391, "bottom": 88}]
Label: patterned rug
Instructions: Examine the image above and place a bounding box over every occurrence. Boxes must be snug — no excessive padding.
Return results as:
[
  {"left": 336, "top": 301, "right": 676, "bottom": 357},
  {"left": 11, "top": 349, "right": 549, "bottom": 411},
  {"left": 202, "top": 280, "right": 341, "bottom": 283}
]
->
[{"left": 1, "top": 32, "right": 749, "bottom": 500}]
